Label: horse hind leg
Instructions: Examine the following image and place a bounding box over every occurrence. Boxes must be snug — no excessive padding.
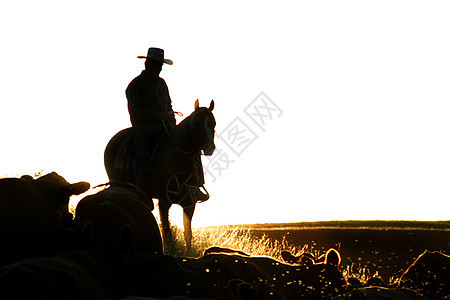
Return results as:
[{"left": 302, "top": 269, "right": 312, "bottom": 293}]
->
[
  {"left": 183, "top": 204, "right": 195, "bottom": 253},
  {"left": 158, "top": 199, "right": 172, "bottom": 248}
]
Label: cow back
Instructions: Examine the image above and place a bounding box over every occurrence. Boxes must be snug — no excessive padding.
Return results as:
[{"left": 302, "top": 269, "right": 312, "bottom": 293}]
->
[
  {"left": 74, "top": 184, "right": 163, "bottom": 255},
  {"left": 399, "top": 250, "right": 450, "bottom": 299},
  {"left": 130, "top": 252, "right": 347, "bottom": 299}
]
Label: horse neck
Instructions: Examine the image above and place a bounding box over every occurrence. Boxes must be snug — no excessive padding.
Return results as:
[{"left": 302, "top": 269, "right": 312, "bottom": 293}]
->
[{"left": 169, "top": 120, "right": 198, "bottom": 154}]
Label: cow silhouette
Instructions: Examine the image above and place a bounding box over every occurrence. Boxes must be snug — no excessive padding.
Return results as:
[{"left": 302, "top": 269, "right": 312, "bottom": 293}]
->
[
  {"left": 0, "top": 172, "right": 89, "bottom": 266},
  {"left": 399, "top": 250, "right": 450, "bottom": 299},
  {"left": 74, "top": 182, "right": 163, "bottom": 255},
  {"left": 129, "top": 247, "right": 347, "bottom": 299}
]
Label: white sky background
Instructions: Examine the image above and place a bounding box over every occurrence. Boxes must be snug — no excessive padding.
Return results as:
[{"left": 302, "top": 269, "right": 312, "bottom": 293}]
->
[{"left": 1, "top": 1, "right": 449, "bottom": 226}]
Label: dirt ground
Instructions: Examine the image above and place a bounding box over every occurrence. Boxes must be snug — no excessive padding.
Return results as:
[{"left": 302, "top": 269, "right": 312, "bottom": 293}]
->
[{"left": 249, "top": 227, "right": 450, "bottom": 282}]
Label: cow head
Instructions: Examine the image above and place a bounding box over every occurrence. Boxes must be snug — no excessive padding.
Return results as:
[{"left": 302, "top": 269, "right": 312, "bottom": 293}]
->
[
  {"left": 281, "top": 251, "right": 315, "bottom": 265},
  {"left": 281, "top": 248, "right": 341, "bottom": 266},
  {"left": 35, "top": 172, "right": 90, "bottom": 226}
]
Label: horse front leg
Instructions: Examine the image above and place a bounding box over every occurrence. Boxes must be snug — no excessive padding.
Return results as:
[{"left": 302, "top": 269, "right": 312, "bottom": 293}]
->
[
  {"left": 158, "top": 199, "right": 172, "bottom": 247},
  {"left": 182, "top": 204, "right": 195, "bottom": 253}
]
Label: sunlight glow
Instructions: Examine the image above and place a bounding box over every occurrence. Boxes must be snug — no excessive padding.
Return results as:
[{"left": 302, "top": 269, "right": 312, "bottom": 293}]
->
[{"left": 1, "top": 1, "right": 449, "bottom": 226}]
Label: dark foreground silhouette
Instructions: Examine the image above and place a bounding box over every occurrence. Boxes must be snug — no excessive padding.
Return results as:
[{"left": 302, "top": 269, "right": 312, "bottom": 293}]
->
[
  {"left": 246, "top": 221, "right": 450, "bottom": 282},
  {"left": 0, "top": 235, "right": 446, "bottom": 299},
  {"left": 73, "top": 182, "right": 163, "bottom": 255},
  {"left": 0, "top": 172, "right": 89, "bottom": 266},
  {"left": 0, "top": 173, "right": 448, "bottom": 299}
]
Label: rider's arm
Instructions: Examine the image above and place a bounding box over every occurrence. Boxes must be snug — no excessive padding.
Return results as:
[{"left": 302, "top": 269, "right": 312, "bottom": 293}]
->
[
  {"left": 161, "top": 79, "right": 176, "bottom": 124},
  {"left": 159, "top": 112, "right": 176, "bottom": 123}
]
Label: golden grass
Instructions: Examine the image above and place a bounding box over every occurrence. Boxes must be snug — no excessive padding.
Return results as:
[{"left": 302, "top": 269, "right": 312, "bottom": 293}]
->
[
  {"left": 164, "top": 224, "right": 396, "bottom": 284},
  {"left": 165, "top": 224, "right": 313, "bottom": 260}
]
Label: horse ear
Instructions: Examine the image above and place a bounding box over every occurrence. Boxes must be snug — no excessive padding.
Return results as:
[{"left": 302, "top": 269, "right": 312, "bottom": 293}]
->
[
  {"left": 194, "top": 99, "right": 200, "bottom": 110},
  {"left": 325, "top": 248, "right": 341, "bottom": 266},
  {"left": 209, "top": 99, "right": 215, "bottom": 111}
]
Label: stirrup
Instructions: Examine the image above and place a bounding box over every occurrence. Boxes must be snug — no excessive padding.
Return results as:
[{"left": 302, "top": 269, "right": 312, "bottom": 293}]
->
[{"left": 193, "top": 186, "right": 209, "bottom": 203}]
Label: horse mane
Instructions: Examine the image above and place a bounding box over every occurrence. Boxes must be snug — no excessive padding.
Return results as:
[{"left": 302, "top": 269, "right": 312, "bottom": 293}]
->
[
  {"left": 178, "top": 107, "right": 212, "bottom": 126},
  {"left": 165, "top": 107, "right": 213, "bottom": 151}
]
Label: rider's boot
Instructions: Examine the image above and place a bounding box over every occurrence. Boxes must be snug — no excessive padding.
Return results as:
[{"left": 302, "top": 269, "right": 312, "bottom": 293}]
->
[{"left": 192, "top": 185, "right": 209, "bottom": 202}]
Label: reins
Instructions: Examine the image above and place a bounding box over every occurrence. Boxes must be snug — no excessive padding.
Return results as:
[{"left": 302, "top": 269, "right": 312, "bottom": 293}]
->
[{"left": 162, "top": 120, "right": 196, "bottom": 155}]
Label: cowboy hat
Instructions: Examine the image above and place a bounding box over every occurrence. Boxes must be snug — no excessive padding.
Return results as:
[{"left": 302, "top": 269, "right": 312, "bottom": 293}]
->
[{"left": 137, "top": 47, "right": 173, "bottom": 65}]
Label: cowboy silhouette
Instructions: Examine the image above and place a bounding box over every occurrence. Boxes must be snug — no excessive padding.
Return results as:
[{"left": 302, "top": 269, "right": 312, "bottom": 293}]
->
[{"left": 126, "top": 47, "right": 208, "bottom": 201}]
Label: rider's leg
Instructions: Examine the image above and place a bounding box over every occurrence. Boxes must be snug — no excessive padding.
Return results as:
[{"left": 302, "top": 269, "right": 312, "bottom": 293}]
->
[
  {"left": 133, "top": 123, "right": 165, "bottom": 190},
  {"left": 133, "top": 125, "right": 153, "bottom": 190},
  {"left": 134, "top": 137, "right": 148, "bottom": 189}
]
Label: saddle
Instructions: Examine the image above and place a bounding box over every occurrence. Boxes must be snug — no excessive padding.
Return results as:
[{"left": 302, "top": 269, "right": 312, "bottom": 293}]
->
[
  {"left": 112, "top": 128, "right": 209, "bottom": 203},
  {"left": 113, "top": 129, "right": 162, "bottom": 182}
]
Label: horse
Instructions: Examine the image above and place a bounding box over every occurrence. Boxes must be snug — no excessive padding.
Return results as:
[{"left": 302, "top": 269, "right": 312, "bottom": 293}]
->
[{"left": 104, "top": 100, "right": 216, "bottom": 251}]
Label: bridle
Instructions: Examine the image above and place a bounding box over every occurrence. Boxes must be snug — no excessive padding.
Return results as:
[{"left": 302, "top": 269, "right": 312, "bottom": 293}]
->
[
  {"left": 161, "top": 110, "right": 215, "bottom": 155},
  {"left": 162, "top": 120, "right": 195, "bottom": 155}
]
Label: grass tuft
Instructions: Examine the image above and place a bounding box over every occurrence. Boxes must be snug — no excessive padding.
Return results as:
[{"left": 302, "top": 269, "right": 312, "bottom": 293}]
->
[
  {"left": 164, "top": 224, "right": 396, "bottom": 284},
  {"left": 165, "top": 224, "right": 311, "bottom": 260}
]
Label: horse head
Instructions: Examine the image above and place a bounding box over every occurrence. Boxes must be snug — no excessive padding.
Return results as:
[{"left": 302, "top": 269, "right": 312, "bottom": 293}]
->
[{"left": 190, "top": 99, "right": 216, "bottom": 156}]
